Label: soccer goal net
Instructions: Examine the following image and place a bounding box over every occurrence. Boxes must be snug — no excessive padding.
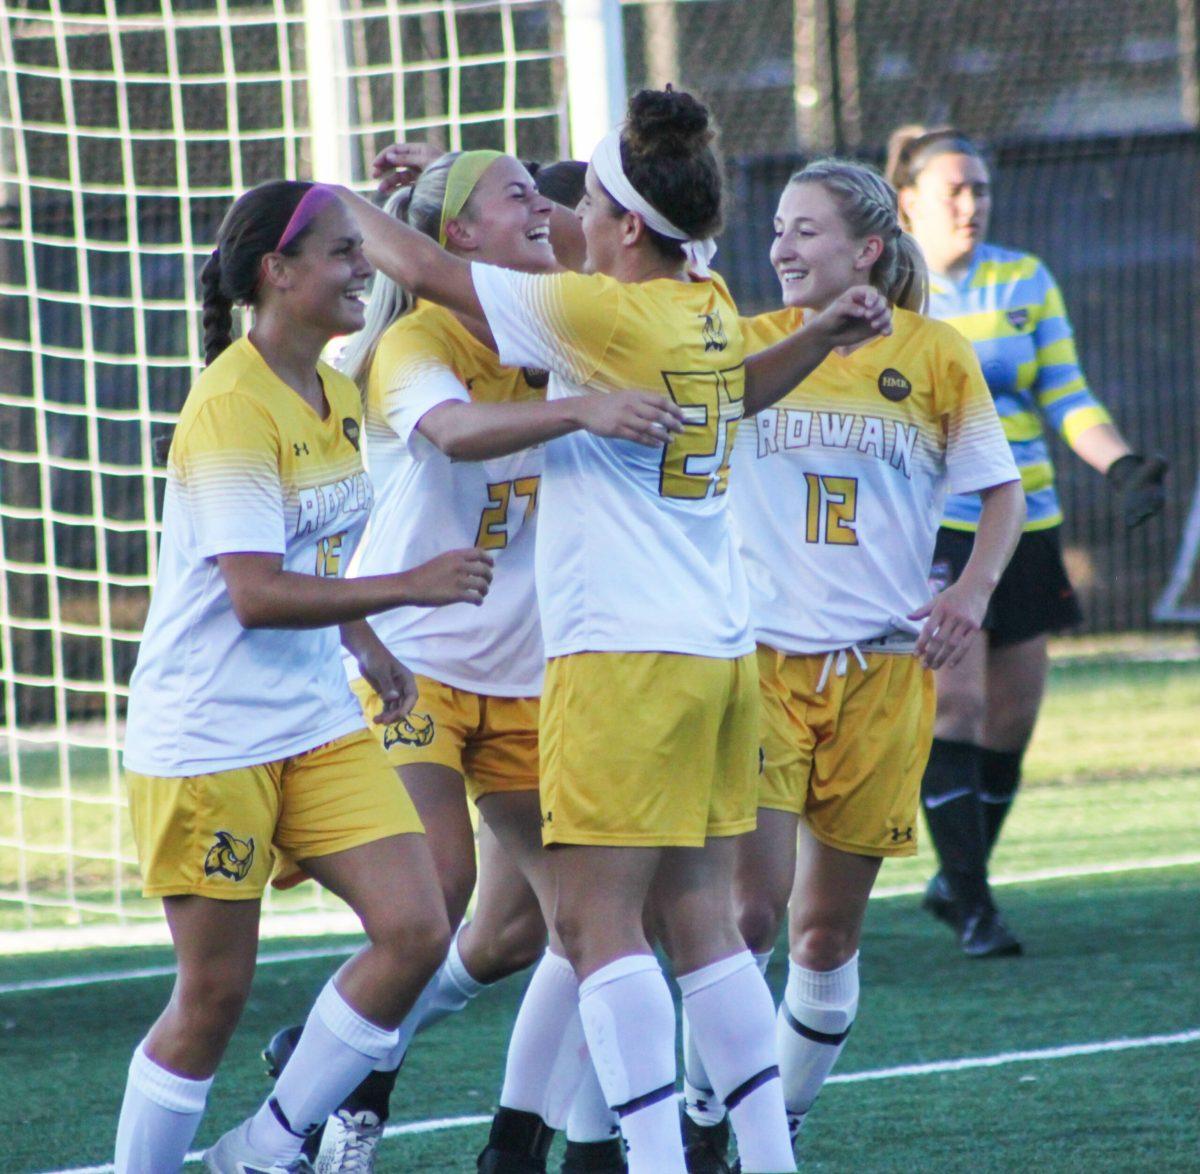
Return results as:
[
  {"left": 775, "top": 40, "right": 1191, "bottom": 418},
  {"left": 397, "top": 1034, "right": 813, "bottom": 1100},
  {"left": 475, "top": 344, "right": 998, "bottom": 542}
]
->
[{"left": 0, "top": 0, "right": 567, "bottom": 940}]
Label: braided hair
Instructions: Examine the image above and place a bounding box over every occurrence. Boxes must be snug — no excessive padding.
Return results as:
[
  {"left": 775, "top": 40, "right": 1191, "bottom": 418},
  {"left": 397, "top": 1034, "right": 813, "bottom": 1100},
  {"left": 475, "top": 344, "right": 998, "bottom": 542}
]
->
[
  {"left": 198, "top": 180, "right": 318, "bottom": 366},
  {"left": 787, "top": 158, "right": 928, "bottom": 313}
]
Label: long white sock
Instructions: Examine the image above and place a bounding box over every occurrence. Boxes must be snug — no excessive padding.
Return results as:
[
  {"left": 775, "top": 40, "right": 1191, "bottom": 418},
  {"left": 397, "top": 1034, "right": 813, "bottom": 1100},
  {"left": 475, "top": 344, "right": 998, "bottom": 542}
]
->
[
  {"left": 375, "top": 927, "right": 484, "bottom": 1070},
  {"left": 578, "top": 954, "right": 685, "bottom": 1174},
  {"left": 679, "top": 951, "right": 794, "bottom": 1173},
  {"left": 776, "top": 953, "right": 859, "bottom": 1138},
  {"left": 246, "top": 980, "right": 398, "bottom": 1161},
  {"left": 497, "top": 948, "right": 589, "bottom": 1129},
  {"left": 114, "top": 1042, "right": 212, "bottom": 1174},
  {"left": 565, "top": 1055, "right": 620, "bottom": 1143},
  {"left": 683, "top": 948, "right": 772, "bottom": 1126}
]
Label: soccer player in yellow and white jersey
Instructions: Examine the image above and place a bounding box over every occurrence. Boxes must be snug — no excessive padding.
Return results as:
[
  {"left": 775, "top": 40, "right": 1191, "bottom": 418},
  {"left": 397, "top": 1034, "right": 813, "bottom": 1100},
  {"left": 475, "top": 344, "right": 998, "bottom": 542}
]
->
[
  {"left": 676, "top": 160, "right": 1025, "bottom": 1172},
  {"left": 281, "top": 151, "right": 670, "bottom": 1173},
  {"left": 887, "top": 127, "right": 1167, "bottom": 956},
  {"left": 337, "top": 88, "right": 893, "bottom": 1174},
  {"left": 113, "top": 180, "right": 493, "bottom": 1174}
]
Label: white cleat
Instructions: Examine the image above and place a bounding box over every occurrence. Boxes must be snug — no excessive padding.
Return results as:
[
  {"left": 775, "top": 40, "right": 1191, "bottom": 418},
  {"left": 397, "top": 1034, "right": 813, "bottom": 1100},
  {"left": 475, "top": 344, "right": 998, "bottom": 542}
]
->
[
  {"left": 315, "top": 1108, "right": 384, "bottom": 1173},
  {"left": 203, "top": 1117, "right": 316, "bottom": 1174}
]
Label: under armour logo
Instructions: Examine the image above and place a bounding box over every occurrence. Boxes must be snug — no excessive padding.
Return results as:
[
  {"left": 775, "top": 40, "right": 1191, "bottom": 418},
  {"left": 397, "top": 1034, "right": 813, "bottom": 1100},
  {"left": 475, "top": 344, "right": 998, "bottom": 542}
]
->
[{"left": 293, "top": 441, "right": 310, "bottom": 456}]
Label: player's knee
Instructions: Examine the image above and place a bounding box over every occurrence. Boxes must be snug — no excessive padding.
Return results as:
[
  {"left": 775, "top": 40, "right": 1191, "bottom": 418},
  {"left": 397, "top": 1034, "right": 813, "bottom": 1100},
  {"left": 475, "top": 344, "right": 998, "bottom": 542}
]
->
[
  {"left": 175, "top": 966, "right": 252, "bottom": 1036},
  {"left": 934, "top": 687, "right": 986, "bottom": 742},
  {"left": 485, "top": 907, "right": 548, "bottom": 977},
  {"left": 790, "top": 923, "right": 857, "bottom": 972},
  {"left": 737, "top": 889, "right": 787, "bottom": 955},
  {"left": 369, "top": 903, "right": 453, "bottom": 980}
]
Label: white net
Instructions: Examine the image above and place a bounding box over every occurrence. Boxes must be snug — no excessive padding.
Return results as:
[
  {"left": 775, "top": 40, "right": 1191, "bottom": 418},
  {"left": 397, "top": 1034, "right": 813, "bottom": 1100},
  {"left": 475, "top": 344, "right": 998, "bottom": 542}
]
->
[{"left": 0, "top": 0, "right": 566, "bottom": 936}]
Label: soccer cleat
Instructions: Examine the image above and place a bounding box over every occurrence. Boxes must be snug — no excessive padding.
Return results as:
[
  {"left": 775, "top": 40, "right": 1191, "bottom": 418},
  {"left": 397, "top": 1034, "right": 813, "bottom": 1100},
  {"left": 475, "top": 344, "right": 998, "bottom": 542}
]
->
[
  {"left": 476, "top": 1107, "right": 555, "bottom": 1173},
  {"left": 681, "top": 1112, "right": 733, "bottom": 1174},
  {"left": 203, "top": 1118, "right": 315, "bottom": 1174},
  {"left": 921, "top": 872, "right": 960, "bottom": 930},
  {"left": 960, "top": 907, "right": 1023, "bottom": 958},
  {"left": 561, "top": 1136, "right": 628, "bottom": 1172},
  {"left": 314, "top": 1108, "right": 383, "bottom": 1173}
]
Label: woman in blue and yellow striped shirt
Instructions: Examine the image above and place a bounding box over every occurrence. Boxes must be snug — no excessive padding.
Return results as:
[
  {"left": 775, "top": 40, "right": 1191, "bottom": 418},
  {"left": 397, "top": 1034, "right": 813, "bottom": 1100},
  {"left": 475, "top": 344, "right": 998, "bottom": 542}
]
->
[{"left": 887, "top": 127, "right": 1166, "bottom": 958}]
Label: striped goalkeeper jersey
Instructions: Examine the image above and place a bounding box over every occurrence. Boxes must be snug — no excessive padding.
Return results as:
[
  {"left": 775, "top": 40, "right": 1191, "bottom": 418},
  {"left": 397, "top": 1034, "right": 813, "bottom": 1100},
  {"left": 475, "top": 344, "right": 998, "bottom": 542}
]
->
[{"left": 930, "top": 243, "right": 1111, "bottom": 532}]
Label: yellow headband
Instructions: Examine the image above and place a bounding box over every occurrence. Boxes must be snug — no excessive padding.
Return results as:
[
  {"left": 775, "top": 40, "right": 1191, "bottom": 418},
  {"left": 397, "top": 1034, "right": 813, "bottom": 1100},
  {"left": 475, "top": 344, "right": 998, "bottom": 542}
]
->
[{"left": 439, "top": 150, "right": 504, "bottom": 247}]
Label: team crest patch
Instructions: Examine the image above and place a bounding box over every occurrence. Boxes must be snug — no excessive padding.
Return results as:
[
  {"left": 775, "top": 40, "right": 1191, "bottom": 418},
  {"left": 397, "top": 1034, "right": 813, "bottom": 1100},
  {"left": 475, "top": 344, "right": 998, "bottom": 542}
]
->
[
  {"left": 342, "top": 417, "right": 360, "bottom": 451},
  {"left": 1006, "top": 308, "right": 1029, "bottom": 330},
  {"left": 204, "top": 831, "right": 255, "bottom": 881},
  {"left": 877, "top": 368, "right": 912, "bottom": 402},
  {"left": 699, "top": 309, "right": 728, "bottom": 352},
  {"left": 522, "top": 367, "right": 550, "bottom": 389},
  {"left": 382, "top": 710, "right": 435, "bottom": 750}
]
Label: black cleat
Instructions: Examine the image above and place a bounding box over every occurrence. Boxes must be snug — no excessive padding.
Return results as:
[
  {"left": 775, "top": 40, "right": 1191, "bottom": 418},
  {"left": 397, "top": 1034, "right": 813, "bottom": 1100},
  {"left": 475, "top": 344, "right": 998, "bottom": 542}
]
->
[
  {"left": 682, "top": 1113, "right": 733, "bottom": 1174},
  {"left": 477, "top": 1107, "right": 555, "bottom": 1173},
  {"left": 561, "top": 1136, "right": 628, "bottom": 1172},
  {"left": 960, "top": 907, "right": 1023, "bottom": 958},
  {"left": 921, "top": 872, "right": 961, "bottom": 930}
]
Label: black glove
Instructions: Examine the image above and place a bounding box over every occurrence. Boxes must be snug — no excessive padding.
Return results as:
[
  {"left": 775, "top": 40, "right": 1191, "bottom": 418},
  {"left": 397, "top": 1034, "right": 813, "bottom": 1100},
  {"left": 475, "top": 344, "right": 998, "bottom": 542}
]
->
[{"left": 1106, "top": 453, "right": 1168, "bottom": 529}]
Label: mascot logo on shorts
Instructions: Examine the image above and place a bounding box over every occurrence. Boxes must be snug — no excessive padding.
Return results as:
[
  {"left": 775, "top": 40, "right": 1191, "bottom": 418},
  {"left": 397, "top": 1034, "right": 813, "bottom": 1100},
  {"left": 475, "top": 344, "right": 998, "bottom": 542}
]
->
[
  {"left": 699, "top": 310, "right": 728, "bottom": 352},
  {"left": 204, "top": 831, "right": 255, "bottom": 882},
  {"left": 383, "top": 710, "right": 436, "bottom": 750}
]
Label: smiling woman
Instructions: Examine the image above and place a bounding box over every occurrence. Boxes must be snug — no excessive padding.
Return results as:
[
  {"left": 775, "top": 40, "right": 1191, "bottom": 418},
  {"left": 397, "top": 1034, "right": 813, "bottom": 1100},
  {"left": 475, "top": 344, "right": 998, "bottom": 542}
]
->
[{"left": 112, "top": 179, "right": 497, "bottom": 1174}]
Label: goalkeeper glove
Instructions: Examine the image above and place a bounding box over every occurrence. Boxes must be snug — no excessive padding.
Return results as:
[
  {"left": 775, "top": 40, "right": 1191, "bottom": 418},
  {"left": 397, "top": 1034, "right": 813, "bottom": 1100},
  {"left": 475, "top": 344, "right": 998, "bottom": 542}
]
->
[{"left": 1106, "top": 453, "right": 1168, "bottom": 529}]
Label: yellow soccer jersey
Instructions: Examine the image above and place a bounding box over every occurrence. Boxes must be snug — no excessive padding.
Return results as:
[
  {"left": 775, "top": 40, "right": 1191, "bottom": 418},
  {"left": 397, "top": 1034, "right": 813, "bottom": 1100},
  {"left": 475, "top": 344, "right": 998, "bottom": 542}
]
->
[
  {"left": 731, "top": 306, "right": 1018, "bottom": 653},
  {"left": 351, "top": 300, "right": 546, "bottom": 696},
  {"left": 124, "top": 337, "right": 372, "bottom": 774},
  {"left": 472, "top": 264, "right": 754, "bottom": 658}
]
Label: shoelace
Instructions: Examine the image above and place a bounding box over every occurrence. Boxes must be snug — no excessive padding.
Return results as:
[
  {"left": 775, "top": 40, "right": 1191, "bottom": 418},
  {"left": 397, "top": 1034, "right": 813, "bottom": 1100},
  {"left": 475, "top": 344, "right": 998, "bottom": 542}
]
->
[
  {"left": 324, "top": 1112, "right": 382, "bottom": 1173},
  {"left": 814, "top": 644, "right": 868, "bottom": 693}
]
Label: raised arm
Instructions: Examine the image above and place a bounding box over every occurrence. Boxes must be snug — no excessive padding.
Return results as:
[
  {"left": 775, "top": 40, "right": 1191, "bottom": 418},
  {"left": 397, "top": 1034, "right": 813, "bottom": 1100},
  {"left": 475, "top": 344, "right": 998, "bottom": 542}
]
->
[
  {"left": 334, "top": 186, "right": 485, "bottom": 324},
  {"left": 743, "top": 285, "right": 892, "bottom": 415}
]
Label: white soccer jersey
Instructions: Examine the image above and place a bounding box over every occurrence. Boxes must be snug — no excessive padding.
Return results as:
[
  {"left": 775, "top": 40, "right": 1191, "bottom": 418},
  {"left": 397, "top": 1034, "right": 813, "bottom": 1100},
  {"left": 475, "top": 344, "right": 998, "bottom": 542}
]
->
[
  {"left": 472, "top": 263, "right": 754, "bottom": 660},
  {"left": 124, "top": 338, "right": 372, "bottom": 775},
  {"left": 349, "top": 300, "right": 545, "bottom": 696},
  {"left": 731, "top": 306, "right": 1019, "bottom": 653}
]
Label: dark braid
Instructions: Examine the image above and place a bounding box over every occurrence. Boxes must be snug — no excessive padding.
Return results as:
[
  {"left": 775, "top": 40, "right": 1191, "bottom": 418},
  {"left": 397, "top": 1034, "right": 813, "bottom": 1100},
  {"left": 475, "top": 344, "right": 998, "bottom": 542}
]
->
[{"left": 199, "top": 179, "right": 315, "bottom": 365}]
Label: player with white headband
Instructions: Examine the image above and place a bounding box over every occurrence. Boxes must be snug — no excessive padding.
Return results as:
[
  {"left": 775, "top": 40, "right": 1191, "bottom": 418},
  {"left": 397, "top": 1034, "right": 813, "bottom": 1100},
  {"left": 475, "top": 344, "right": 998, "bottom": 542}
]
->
[{"left": 334, "top": 87, "right": 892, "bottom": 1173}]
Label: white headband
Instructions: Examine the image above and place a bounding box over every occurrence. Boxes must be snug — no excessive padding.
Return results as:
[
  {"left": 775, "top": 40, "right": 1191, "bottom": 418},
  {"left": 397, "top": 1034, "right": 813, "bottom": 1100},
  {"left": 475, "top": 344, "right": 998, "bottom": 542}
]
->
[{"left": 590, "top": 126, "right": 718, "bottom": 277}]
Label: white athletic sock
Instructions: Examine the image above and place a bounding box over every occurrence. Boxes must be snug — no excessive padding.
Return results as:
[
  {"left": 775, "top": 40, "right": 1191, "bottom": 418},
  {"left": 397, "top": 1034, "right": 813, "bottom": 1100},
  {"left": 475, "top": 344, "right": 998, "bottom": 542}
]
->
[
  {"left": 565, "top": 1055, "right": 620, "bottom": 1144},
  {"left": 500, "top": 948, "right": 589, "bottom": 1129},
  {"left": 679, "top": 951, "right": 795, "bottom": 1173},
  {"left": 246, "top": 980, "right": 398, "bottom": 1161},
  {"left": 578, "top": 954, "right": 685, "bottom": 1174},
  {"left": 114, "top": 1042, "right": 212, "bottom": 1174},
  {"left": 683, "top": 948, "right": 772, "bottom": 1127},
  {"left": 776, "top": 953, "right": 859, "bottom": 1138},
  {"left": 375, "top": 926, "right": 484, "bottom": 1070}
]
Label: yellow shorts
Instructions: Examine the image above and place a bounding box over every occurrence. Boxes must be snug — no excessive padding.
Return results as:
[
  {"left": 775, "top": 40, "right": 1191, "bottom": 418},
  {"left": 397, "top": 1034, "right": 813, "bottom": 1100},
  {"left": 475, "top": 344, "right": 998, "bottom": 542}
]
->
[
  {"left": 539, "top": 651, "right": 759, "bottom": 848},
  {"left": 126, "top": 728, "right": 423, "bottom": 900},
  {"left": 757, "top": 644, "right": 935, "bottom": 857},
  {"left": 351, "top": 675, "right": 539, "bottom": 803}
]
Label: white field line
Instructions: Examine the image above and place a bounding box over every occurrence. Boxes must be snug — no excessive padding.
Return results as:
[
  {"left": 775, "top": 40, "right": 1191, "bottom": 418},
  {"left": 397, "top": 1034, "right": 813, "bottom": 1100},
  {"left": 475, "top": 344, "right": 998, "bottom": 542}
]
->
[
  {"left": 4, "top": 853, "right": 1197, "bottom": 995},
  {"left": 39, "top": 1028, "right": 1200, "bottom": 1174}
]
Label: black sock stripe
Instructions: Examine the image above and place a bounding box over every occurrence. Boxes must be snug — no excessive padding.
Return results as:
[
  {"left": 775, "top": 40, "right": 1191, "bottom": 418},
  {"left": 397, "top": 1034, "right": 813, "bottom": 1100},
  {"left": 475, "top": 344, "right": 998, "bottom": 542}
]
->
[
  {"left": 723, "top": 1065, "right": 780, "bottom": 1112},
  {"left": 267, "top": 1095, "right": 316, "bottom": 1139},
  {"left": 613, "top": 1081, "right": 676, "bottom": 1119},
  {"left": 783, "top": 1004, "right": 853, "bottom": 1046}
]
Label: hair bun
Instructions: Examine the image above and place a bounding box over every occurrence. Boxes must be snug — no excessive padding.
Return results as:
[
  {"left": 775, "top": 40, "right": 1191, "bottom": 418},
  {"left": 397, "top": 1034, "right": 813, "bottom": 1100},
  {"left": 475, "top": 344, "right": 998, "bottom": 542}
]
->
[{"left": 624, "top": 87, "right": 713, "bottom": 158}]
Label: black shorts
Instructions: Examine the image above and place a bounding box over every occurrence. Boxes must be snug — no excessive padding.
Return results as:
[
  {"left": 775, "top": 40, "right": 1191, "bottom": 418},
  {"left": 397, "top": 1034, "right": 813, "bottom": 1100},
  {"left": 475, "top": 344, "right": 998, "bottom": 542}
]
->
[{"left": 929, "top": 526, "right": 1083, "bottom": 649}]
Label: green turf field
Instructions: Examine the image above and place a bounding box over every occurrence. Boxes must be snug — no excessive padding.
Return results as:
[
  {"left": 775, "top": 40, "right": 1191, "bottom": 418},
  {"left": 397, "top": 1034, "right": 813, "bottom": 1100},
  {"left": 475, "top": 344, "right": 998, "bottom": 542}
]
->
[{"left": 2, "top": 653, "right": 1198, "bottom": 1171}]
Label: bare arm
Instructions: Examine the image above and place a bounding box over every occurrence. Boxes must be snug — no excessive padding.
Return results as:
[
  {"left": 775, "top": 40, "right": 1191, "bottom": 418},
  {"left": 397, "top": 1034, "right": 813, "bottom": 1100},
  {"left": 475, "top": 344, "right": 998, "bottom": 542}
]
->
[
  {"left": 1072, "top": 421, "right": 1131, "bottom": 473},
  {"left": 340, "top": 619, "right": 419, "bottom": 725},
  {"left": 333, "top": 186, "right": 485, "bottom": 325},
  {"left": 743, "top": 286, "right": 893, "bottom": 416},
  {"left": 909, "top": 480, "right": 1026, "bottom": 669},
  {"left": 217, "top": 548, "right": 493, "bottom": 630},
  {"left": 416, "top": 393, "right": 685, "bottom": 461}
]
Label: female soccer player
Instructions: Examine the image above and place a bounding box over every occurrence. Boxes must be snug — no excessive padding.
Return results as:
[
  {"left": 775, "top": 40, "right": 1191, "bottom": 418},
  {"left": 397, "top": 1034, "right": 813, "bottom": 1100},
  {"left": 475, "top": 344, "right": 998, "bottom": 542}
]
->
[
  {"left": 337, "top": 88, "right": 892, "bottom": 1174},
  {"left": 677, "top": 159, "right": 1025, "bottom": 1172},
  {"left": 114, "top": 180, "right": 493, "bottom": 1174},
  {"left": 886, "top": 127, "right": 1167, "bottom": 955},
  {"left": 294, "top": 150, "right": 674, "bottom": 1173}
]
